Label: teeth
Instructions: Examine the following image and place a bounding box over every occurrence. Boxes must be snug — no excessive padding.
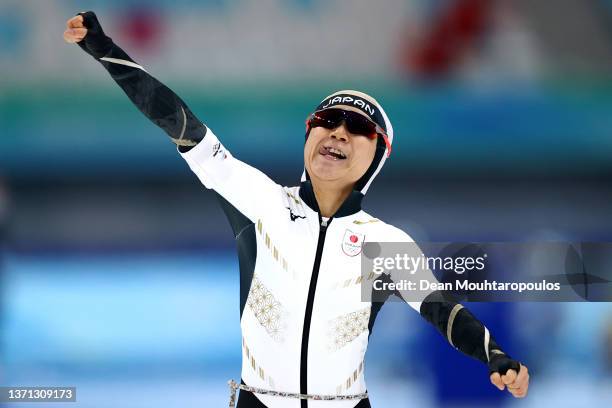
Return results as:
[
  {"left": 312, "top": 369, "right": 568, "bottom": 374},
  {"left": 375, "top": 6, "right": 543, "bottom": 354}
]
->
[{"left": 327, "top": 147, "right": 346, "bottom": 158}]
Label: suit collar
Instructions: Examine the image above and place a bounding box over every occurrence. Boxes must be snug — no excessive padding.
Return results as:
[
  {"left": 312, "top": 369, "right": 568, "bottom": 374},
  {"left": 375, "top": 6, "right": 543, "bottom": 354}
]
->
[{"left": 298, "top": 180, "right": 363, "bottom": 218}]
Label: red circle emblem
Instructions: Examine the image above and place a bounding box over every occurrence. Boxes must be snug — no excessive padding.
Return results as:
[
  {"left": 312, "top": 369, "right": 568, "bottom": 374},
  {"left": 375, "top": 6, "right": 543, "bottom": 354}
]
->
[{"left": 350, "top": 235, "right": 358, "bottom": 243}]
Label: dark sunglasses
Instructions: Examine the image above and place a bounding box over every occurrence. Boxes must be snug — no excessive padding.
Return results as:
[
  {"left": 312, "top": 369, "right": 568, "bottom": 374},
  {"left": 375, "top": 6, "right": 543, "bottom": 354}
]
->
[{"left": 306, "top": 109, "right": 391, "bottom": 156}]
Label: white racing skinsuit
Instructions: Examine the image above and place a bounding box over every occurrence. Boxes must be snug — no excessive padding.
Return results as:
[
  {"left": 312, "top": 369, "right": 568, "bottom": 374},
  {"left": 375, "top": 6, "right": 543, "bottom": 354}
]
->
[
  {"left": 181, "top": 125, "right": 420, "bottom": 408},
  {"left": 74, "top": 11, "right": 522, "bottom": 408}
]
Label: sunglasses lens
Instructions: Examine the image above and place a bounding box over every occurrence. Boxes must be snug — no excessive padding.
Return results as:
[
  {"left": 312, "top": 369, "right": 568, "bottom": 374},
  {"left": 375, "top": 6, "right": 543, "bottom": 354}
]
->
[
  {"left": 344, "top": 112, "right": 377, "bottom": 138},
  {"left": 311, "top": 109, "right": 343, "bottom": 128},
  {"left": 310, "top": 109, "right": 380, "bottom": 139}
]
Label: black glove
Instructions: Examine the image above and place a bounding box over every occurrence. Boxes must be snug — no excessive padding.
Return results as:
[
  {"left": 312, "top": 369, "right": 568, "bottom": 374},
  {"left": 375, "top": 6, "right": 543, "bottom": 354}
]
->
[
  {"left": 488, "top": 352, "right": 521, "bottom": 376},
  {"left": 76, "top": 11, "right": 114, "bottom": 59}
]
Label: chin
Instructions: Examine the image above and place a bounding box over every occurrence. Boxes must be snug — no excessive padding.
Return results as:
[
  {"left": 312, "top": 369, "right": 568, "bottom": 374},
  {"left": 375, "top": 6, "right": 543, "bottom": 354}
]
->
[
  {"left": 312, "top": 172, "right": 340, "bottom": 182},
  {"left": 309, "top": 168, "right": 344, "bottom": 183}
]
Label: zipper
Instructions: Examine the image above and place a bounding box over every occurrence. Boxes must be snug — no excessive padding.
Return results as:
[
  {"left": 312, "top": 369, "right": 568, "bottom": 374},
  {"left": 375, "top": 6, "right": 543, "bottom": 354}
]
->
[{"left": 300, "top": 218, "right": 330, "bottom": 408}]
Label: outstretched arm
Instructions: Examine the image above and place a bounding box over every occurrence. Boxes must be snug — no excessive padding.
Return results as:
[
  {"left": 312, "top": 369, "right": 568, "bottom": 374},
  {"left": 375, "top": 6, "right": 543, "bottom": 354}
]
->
[
  {"left": 383, "top": 231, "right": 530, "bottom": 398},
  {"left": 420, "top": 291, "right": 530, "bottom": 398},
  {"left": 64, "top": 12, "right": 281, "bottom": 222},
  {"left": 64, "top": 12, "right": 203, "bottom": 149}
]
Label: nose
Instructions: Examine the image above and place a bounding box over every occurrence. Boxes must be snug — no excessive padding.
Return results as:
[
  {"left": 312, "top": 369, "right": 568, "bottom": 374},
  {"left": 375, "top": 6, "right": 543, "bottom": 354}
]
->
[{"left": 330, "top": 122, "right": 349, "bottom": 142}]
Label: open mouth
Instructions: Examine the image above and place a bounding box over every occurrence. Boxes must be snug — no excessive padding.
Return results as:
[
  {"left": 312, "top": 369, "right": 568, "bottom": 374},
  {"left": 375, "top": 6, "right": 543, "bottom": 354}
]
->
[{"left": 319, "top": 145, "right": 347, "bottom": 160}]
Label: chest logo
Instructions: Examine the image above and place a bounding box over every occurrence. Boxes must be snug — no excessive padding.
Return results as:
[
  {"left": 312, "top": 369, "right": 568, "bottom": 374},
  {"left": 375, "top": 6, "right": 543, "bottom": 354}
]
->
[
  {"left": 342, "top": 229, "right": 365, "bottom": 257},
  {"left": 212, "top": 142, "right": 227, "bottom": 159},
  {"left": 286, "top": 207, "right": 306, "bottom": 222}
]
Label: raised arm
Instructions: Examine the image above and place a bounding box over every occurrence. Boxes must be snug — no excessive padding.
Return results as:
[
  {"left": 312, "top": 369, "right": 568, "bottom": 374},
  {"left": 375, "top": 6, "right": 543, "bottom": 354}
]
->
[
  {"left": 64, "top": 12, "right": 203, "bottom": 149},
  {"left": 64, "top": 12, "right": 281, "bottom": 222}
]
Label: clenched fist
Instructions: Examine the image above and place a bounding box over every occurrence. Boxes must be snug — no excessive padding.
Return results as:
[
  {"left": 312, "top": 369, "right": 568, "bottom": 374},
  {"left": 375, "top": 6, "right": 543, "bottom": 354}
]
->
[
  {"left": 62, "top": 11, "right": 113, "bottom": 59},
  {"left": 63, "top": 14, "right": 88, "bottom": 43},
  {"left": 490, "top": 362, "right": 530, "bottom": 398}
]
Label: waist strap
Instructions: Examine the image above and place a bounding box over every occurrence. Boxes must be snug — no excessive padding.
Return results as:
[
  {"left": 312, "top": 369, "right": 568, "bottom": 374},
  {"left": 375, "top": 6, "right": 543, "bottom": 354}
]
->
[{"left": 228, "top": 380, "right": 368, "bottom": 407}]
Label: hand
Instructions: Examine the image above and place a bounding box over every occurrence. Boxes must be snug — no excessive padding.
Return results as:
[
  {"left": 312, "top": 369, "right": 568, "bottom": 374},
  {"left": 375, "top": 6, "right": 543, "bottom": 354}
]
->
[
  {"left": 63, "top": 14, "right": 87, "bottom": 43},
  {"left": 62, "top": 11, "right": 113, "bottom": 59},
  {"left": 490, "top": 363, "right": 530, "bottom": 398}
]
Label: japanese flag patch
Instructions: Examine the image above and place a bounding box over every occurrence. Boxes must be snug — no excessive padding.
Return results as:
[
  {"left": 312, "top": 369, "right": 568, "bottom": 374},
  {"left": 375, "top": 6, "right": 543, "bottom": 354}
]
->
[{"left": 342, "top": 229, "right": 365, "bottom": 257}]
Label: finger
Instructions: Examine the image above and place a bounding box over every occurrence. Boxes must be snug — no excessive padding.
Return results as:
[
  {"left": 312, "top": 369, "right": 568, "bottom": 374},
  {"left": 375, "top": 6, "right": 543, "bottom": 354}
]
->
[
  {"left": 501, "top": 369, "right": 517, "bottom": 385},
  {"left": 509, "top": 383, "right": 528, "bottom": 398},
  {"left": 508, "top": 382, "right": 529, "bottom": 398},
  {"left": 68, "top": 15, "right": 84, "bottom": 29},
  {"left": 63, "top": 27, "right": 87, "bottom": 42},
  {"left": 70, "top": 27, "right": 87, "bottom": 37},
  {"left": 489, "top": 372, "right": 505, "bottom": 391},
  {"left": 508, "top": 366, "right": 529, "bottom": 390},
  {"left": 520, "top": 381, "right": 529, "bottom": 397},
  {"left": 511, "top": 369, "right": 530, "bottom": 396},
  {"left": 63, "top": 30, "right": 76, "bottom": 43},
  {"left": 67, "top": 15, "right": 84, "bottom": 29},
  {"left": 63, "top": 29, "right": 86, "bottom": 44},
  {"left": 515, "top": 364, "right": 529, "bottom": 385}
]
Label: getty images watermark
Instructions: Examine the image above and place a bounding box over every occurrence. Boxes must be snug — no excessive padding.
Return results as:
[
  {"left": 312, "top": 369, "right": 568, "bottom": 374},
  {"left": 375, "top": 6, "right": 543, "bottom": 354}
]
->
[{"left": 360, "top": 242, "right": 612, "bottom": 302}]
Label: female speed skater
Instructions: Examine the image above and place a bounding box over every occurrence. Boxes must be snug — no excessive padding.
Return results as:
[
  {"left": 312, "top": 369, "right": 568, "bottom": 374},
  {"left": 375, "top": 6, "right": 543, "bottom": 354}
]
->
[{"left": 64, "top": 11, "right": 529, "bottom": 407}]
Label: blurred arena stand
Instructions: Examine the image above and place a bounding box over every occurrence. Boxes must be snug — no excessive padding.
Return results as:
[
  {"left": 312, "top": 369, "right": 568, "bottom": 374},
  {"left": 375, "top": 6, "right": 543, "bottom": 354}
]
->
[{"left": 1, "top": 1, "right": 611, "bottom": 407}]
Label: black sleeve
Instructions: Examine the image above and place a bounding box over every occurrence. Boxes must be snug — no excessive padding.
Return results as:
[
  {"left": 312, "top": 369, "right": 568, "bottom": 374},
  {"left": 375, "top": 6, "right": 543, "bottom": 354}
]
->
[
  {"left": 420, "top": 290, "right": 521, "bottom": 375},
  {"left": 76, "top": 11, "right": 205, "bottom": 150}
]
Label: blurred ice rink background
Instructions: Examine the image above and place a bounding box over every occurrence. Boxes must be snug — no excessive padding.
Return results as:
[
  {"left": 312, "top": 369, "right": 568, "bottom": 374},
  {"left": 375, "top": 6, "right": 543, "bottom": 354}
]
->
[{"left": 1, "top": 0, "right": 612, "bottom": 407}]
